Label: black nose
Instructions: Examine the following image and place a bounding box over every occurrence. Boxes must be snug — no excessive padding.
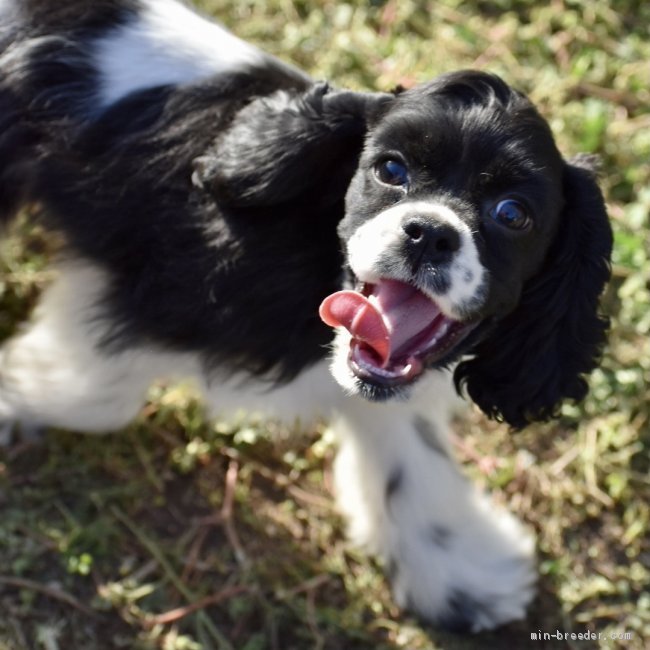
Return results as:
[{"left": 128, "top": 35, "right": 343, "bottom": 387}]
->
[{"left": 402, "top": 217, "right": 461, "bottom": 269}]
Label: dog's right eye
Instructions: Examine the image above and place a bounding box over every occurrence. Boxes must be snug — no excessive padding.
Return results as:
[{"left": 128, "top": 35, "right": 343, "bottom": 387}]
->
[{"left": 374, "top": 159, "right": 409, "bottom": 187}]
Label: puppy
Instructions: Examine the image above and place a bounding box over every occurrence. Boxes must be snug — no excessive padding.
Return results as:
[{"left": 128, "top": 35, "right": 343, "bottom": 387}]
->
[{"left": 0, "top": 0, "right": 612, "bottom": 632}]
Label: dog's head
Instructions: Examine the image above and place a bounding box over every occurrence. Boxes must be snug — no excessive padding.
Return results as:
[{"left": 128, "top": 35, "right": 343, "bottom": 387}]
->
[{"left": 320, "top": 71, "right": 612, "bottom": 428}]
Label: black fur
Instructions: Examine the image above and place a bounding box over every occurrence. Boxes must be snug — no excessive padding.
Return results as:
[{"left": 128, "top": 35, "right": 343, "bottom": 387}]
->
[
  {"left": 413, "top": 416, "right": 451, "bottom": 459},
  {"left": 429, "top": 525, "right": 452, "bottom": 550},
  {"left": 454, "top": 156, "right": 612, "bottom": 428},
  {"left": 442, "top": 590, "right": 494, "bottom": 634},
  {"left": 0, "top": 88, "right": 41, "bottom": 221},
  {"left": 34, "top": 73, "right": 359, "bottom": 380},
  {"left": 385, "top": 465, "right": 404, "bottom": 511}
]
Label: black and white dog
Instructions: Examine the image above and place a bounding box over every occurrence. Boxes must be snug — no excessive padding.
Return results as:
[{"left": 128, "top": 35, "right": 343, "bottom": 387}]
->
[{"left": 0, "top": 0, "right": 612, "bottom": 633}]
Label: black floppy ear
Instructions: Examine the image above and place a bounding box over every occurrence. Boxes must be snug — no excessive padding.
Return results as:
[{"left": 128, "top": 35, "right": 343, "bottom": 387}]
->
[
  {"left": 455, "top": 155, "right": 613, "bottom": 429},
  {"left": 193, "top": 82, "right": 393, "bottom": 207}
]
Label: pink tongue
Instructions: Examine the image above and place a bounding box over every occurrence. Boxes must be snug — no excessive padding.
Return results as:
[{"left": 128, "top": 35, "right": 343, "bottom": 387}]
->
[
  {"left": 319, "top": 280, "right": 442, "bottom": 366},
  {"left": 319, "top": 290, "right": 391, "bottom": 363}
]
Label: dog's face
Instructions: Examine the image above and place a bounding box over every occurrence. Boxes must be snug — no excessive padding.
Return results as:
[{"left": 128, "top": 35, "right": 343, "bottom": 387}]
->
[
  {"left": 320, "top": 72, "right": 612, "bottom": 425},
  {"left": 184, "top": 69, "right": 609, "bottom": 428},
  {"left": 322, "top": 74, "right": 565, "bottom": 397}
]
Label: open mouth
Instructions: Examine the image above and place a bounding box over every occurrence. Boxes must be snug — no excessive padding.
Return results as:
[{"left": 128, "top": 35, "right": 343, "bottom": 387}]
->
[{"left": 319, "top": 279, "right": 478, "bottom": 387}]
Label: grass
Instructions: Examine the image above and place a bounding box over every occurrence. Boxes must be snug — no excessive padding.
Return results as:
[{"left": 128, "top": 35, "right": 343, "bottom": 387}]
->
[{"left": 1, "top": 0, "right": 649, "bottom": 648}]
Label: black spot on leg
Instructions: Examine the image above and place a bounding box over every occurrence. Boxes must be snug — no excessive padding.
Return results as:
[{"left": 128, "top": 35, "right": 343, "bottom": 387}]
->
[
  {"left": 413, "top": 416, "right": 450, "bottom": 459},
  {"left": 428, "top": 524, "right": 452, "bottom": 550},
  {"left": 386, "top": 556, "right": 399, "bottom": 584},
  {"left": 440, "top": 590, "right": 494, "bottom": 633},
  {"left": 385, "top": 465, "right": 404, "bottom": 510}
]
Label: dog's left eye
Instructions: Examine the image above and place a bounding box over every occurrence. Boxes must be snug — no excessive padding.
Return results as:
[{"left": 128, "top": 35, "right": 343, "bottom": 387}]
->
[
  {"left": 489, "top": 199, "right": 531, "bottom": 230},
  {"left": 375, "top": 159, "right": 409, "bottom": 187}
]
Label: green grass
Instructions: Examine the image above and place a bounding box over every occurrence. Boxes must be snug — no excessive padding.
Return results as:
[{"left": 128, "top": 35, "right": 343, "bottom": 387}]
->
[{"left": 1, "top": 1, "right": 649, "bottom": 648}]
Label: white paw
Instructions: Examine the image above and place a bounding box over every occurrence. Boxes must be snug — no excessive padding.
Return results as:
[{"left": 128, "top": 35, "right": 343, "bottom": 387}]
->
[
  {"left": 332, "top": 405, "right": 537, "bottom": 633},
  {"left": 386, "top": 495, "right": 536, "bottom": 632}
]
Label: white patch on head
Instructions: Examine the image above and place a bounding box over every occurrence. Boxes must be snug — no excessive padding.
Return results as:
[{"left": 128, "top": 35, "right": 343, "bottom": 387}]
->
[
  {"left": 94, "top": 0, "right": 264, "bottom": 108},
  {"left": 347, "top": 203, "right": 405, "bottom": 284},
  {"left": 425, "top": 203, "right": 486, "bottom": 317},
  {"left": 346, "top": 200, "right": 486, "bottom": 319}
]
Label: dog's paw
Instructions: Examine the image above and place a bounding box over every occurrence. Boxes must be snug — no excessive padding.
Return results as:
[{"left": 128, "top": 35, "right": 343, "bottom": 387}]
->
[{"left": 386, "top": 500, "right": 536, "bottom": 633}]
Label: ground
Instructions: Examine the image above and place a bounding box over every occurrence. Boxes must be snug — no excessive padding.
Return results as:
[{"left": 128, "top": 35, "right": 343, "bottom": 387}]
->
[{"left": 0, "top": 1, "right": 648, "bottom": 649}]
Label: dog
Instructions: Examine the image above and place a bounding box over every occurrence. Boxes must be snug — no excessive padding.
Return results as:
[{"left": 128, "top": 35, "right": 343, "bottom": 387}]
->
[{"left": 0, "top": 0, "right": 612, "bottom": 633}]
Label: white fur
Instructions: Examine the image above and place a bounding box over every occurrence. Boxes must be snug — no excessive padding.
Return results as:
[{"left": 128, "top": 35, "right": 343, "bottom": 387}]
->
[
  {"left": 0, "top": 0, "right": 16, "bottom": 27},
  {"left": 347, "top": 200, "right": 486, "bottom": 319},
  {"left": 94, "top": 0, "right": 264, "bottom": 108},
  {"left": 0, "top": 34, "right": 55, "bottom": 75},
  {"left": 328, "top": 329, "right": 361, "bottom": 396},
  {"left": 200, "top": 361, "right": 340, "bottom": 426},
  {"left": 0, "top": 262, "right": 199, "bottom": 433},
  {"left": 0, "top": 260, "right": 337, "bottom": 433},
  {"left": 332, "top": 389, "right": 536, "bottom": 631},
  {"left": 347, "top": 202, "right": 403, "bottom": 284},
  {"left": 0, "top": 0, "right": 15, "bottom": 17}
]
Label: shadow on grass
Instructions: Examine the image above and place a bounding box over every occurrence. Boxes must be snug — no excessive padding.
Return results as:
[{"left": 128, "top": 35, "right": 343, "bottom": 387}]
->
[{"left": 0, "top": 406, "right": 582, "bottom": 650}]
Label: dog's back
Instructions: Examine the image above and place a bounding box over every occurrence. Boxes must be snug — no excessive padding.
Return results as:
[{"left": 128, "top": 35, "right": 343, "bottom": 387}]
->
[
  {"left": 1, "top": 1, "right": 134, "bottom": 220},
  {"left": 0, "top": 0, "right": 358, "bottom": 381},
  {"left": 0, "top": 0, "right": 309, "bottom": 221}
]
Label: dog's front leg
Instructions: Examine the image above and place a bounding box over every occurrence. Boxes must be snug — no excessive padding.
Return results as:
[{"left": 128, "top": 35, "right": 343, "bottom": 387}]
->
[{"left": 330, "top": 374, "right": 536, "bottom": 632}]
